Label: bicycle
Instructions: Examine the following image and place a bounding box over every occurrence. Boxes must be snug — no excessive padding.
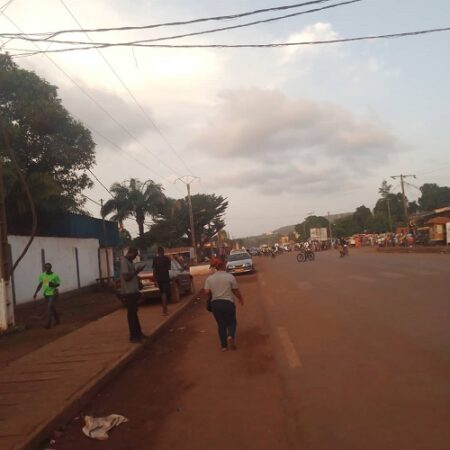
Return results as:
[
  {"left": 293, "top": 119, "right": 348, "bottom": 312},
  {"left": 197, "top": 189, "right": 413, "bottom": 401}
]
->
[{"left": 296, "top": 250, "right": 315, "bottom": 262}]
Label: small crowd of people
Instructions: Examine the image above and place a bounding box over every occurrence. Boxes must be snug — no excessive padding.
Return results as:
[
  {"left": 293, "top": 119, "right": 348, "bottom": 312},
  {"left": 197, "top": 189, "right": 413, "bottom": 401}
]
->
[{"left": 33, "top": 248, "right": 245, "bottom": 352}]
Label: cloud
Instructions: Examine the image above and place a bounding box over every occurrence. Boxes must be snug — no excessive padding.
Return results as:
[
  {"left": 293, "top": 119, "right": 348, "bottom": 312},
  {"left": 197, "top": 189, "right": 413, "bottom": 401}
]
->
[
  {"left": 282, "top": 22, "right": 340, "bottom": 62},
  {"left": 193, "top": 88, "right": 399, "bottom": 194}
]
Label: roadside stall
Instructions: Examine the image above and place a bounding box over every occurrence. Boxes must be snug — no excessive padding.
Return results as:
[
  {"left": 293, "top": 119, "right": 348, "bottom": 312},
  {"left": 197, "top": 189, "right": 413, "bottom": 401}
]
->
[{"left": 425, "top": 217, "right": 450, "bottom": 244}]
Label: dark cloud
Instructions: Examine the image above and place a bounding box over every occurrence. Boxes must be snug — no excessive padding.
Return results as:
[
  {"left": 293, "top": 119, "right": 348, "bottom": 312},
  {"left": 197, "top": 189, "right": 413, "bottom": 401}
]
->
[
  {"left": 58, "top": 84, "right": 153, "bottom": 149},
  {"left": 194, "top": 88, "right": 399, "bottom": 195}
]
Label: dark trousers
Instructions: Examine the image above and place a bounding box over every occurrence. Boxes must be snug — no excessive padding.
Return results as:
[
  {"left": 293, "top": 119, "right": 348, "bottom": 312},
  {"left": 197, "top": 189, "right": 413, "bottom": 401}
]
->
[
  {"left": 158, "top": 280, "right": 171, "bottom": 314},
  {"left": 211, "top": 300, "right": 237, "bottom": 348},
  {"left": 45, "top": 295, "right": 60, "bottom": 327},
  {"left": 123, "top": 293, "right": 142, "bottom": 339}
]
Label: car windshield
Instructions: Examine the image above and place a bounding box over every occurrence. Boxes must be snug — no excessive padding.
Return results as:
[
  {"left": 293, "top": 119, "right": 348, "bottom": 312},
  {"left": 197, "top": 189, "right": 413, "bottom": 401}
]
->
[{"left": 228, "top": 253, "right": 250, "bottom": 262}]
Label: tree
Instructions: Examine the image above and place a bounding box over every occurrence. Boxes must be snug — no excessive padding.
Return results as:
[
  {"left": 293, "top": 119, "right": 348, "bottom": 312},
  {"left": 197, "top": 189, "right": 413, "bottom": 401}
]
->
[
  {"left": 101, "top": 178, "right": 166, "bottom": 246},
  {"left": 418, "top": 183, "right": 450, "bottom": 211},
  {"left": 294, "top": 215, "right": 329, "bottom": 240},
  {"left": 353, "top": 205, "right": 372, "bottom": 231},
  {"left": 146, "top": 193, "right": 228, "bottom": 253},
  {"left": 0, "top": 53, "right": 95, "bottom": 229}
]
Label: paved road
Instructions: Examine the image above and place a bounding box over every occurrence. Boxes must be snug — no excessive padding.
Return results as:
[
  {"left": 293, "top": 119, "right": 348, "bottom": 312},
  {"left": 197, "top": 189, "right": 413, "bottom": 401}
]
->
[{"left": 54, "top": 249, "right": 450, "bottom": 450}]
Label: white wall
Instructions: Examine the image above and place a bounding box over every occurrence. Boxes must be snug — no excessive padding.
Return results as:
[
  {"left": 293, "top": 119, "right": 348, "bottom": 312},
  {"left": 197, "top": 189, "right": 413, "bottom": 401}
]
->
[{"left": 9, "top": 236, "right": 100, "bottom": 305}]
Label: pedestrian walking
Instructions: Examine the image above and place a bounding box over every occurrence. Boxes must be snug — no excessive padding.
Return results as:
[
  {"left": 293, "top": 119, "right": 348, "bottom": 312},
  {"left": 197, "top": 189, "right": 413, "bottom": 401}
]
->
[
  {"left": 33, "top": 263, "right": 61, "bottom": 329},
  {"left": 120, "top": 247, "right": 145, "bottom": 343},
  {"left": 204, "top": 258, "right": 244, "bottom": 352},
  {"left": 152, "top": 246, "right": 171, "bottom": 316}
]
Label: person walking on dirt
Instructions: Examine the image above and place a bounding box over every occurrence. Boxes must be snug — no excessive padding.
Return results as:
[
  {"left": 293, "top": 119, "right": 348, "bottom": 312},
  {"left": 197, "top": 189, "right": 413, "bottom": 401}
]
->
[
  {"left": 33, "top": 263, "right": 61, "bottom": 329},
  {"left": 153, "top": 246, "right": 171, "bottom": 316},
  {"left": 120, "top": 247, "right": 145, "bottom": 343},
  {"left": 204, "top": 258, "right": 244, "bottom": 352}
]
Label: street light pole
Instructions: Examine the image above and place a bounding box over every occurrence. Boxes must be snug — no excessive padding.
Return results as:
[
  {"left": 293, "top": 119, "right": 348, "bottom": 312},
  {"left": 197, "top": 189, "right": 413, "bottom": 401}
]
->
[{"left": 175, "top": 176, "right": 200, "bottom": 264}]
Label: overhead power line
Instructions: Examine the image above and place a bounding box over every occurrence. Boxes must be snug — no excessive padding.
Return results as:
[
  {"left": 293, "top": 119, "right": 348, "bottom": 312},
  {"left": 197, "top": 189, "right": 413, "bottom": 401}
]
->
[
  {"left": 0, "top": 15, "right": 184, "bottom": 181},
  {"left": 7, "top": 0, "right": 362, "bottom": 48},
  {"left": 9, "top": 26, "right": 450, "bottom": 57},
  {"left": 57, "top": 0, "right": 192, "bottom": 175},
  {"left": 7, "top": 0, "right": 340, "bottom": 39},
  {"left": 87, "top": 168, "right": 113, "bottom": 197},
  {"left": 0, "top": 11, "right": 184, "bottom": 198}
]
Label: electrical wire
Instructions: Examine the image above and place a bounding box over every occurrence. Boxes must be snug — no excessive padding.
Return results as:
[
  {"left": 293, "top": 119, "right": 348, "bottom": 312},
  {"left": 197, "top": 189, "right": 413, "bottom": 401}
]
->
[
  {"left": 81, "top": 193, "right": 101, "bottom": 207},
  {"left": 0, "top": 12, "right": 187, "bottom": 185},
  {"left": 58, "top": 0, "right": 192, "bottom": 175},
  {"left": 8, "top": 0, "right": 340, "bottom": 39},
  {"left": 87, "top": 168, "right": 113, "bottom": 197},
  {"left": 8, "top": 0, "right": 362, "bottom": 48},
  {"left": 9, "top": 26, "right": 450, "bottom": 57}
]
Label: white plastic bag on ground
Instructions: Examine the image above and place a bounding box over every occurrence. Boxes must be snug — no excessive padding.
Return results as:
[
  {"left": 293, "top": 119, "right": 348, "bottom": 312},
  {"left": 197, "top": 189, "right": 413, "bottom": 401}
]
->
[{"left": 82, "top": 414, "right": 128, "bottom": 440}]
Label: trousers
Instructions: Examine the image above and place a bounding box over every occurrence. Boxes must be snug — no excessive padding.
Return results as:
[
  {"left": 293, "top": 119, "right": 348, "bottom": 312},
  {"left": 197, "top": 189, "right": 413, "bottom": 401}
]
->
[
  {"left": 122, "top": 293, "right": 142, "bottom": 339},
  {"left": 211, "top": 299, "right": 237, "bottom": 348},
  {"left": 45, "top": 295, "right": 60, "bottom": 327}
]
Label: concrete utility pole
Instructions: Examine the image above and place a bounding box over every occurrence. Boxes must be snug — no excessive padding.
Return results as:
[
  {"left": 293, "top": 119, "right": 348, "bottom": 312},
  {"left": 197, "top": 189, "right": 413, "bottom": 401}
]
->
[
  {"left": 0, "top": 159, "right": 14, "bottom": 330},
  {"left": 100, "top": 199, "right": 112, "bottom": 286},
  {"left": 391, "top": 174, "right": 416, "bottom": 227},
  {"left": 327, "top": 211, "right": 333, "bottom": 241},
  {"left": 175, "top": 176, "right": 200, "bottom": 264}
]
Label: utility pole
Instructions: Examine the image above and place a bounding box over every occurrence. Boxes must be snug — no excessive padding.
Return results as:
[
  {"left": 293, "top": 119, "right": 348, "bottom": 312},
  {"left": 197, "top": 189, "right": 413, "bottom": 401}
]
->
[
  {"left": 0, "top": 159, "right": 14, "bottom": 330},
  {"left": 100, "top": 199, "right": 111, "bottom": 286},
  {"left": 175, "top": 176, "right": 200, "bottom": 264},
  {"left": 391, "top": 174, "right": 416, "bottom": 227},
  {"left": 327, "top": 211, "right": 333, "bottom": 241},
  {"left": 386, "top": 197, "right": 393, "bottom": 232}
]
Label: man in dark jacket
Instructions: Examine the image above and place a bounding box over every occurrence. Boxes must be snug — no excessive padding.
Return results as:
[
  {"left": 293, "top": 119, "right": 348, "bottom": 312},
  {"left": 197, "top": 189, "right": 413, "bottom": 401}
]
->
[{"left": 153, "top": 246, "right": 171, "bottom": 315}]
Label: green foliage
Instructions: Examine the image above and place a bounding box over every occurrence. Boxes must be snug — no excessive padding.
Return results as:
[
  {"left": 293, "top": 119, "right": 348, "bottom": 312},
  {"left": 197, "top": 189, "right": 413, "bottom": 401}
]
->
[
  {"left": 353, "top": 205, "right": 372, "bottom": 231},
  {"left": 0, "top": 53, "right": 95, "bottom": 230},
  {"left": 418, "top": 183, "right": 450, "bottom": 211},
  {"left": 294, "top": 215, "right": 329, "bottom": 240},
  {"left": 145, "top": 193, "right": 228, "bottom": 250},
  {"left": 101, "top": 178, "right": 166, "bottom": 244}
]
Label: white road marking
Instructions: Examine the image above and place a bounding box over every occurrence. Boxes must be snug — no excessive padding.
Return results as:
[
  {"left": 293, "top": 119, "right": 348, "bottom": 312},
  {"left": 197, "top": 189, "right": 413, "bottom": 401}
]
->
[
  {"left": 379, "top": 271, "right": 405, "bottom": 279},
  {"left": 348, "top": 274, "right": 376, "bottom": 283},
  {"left": 277, "top": 326, "right": 302, "bottom": 369}
]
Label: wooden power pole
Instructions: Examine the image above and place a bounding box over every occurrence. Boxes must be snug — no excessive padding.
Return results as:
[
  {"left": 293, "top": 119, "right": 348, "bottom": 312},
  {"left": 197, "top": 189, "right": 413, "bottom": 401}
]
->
[
  {"left": 391, "top": 174, "right": 416, "bottom": 227},
  {"left": 175, "top": 176, "right": 200, "bottom": 264}
]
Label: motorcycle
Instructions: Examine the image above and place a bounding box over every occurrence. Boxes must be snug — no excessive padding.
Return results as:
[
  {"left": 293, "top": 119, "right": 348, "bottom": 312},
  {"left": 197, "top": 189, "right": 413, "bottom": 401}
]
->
[
  {"left": 296, "top": 249, "right": 315, "bottom": 262},
  {"left": 340, "top": 245, "right": 349, "bottom": 258}
]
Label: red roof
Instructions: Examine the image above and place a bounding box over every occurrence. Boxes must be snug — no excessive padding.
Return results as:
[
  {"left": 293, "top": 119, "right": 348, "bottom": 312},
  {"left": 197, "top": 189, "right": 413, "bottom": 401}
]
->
[{"left": 425, "top": 216, "right": 450, "bottom": 225}]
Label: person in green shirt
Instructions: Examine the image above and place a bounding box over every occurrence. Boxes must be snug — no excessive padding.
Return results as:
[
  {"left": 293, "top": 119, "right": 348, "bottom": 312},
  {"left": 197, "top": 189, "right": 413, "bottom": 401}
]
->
[{"left": 33, "top": 263, "right": 61, "bottom": 329}]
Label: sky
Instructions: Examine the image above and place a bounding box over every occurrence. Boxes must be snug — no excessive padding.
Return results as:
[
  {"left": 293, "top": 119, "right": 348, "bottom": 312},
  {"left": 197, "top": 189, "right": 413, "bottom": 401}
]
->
[{"left": 2, "top": 0, "right": 450, "bottom": 237}]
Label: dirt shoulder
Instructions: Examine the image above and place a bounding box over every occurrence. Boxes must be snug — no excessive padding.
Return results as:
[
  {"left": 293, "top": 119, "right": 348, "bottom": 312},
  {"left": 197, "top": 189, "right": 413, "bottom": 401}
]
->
[{"left": 0, "top": 290, "right": 120, "bottom": 368}]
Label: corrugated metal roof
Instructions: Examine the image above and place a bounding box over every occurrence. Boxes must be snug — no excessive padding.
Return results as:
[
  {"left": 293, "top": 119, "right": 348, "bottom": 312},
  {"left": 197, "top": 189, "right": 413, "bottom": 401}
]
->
[{"left": 425, "top": 216, "right": 450, "bottom": 225}]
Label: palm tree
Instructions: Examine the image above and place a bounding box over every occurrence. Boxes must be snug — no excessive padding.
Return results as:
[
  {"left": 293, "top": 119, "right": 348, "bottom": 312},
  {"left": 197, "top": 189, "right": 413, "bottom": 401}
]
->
[{"left": 101, "top": 178, "right": 166, "bottom": 246}]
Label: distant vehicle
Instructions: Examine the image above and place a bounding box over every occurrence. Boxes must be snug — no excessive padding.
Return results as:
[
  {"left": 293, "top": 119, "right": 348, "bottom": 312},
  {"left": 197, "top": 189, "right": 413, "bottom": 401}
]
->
[
  {"left": 297, "top": 249, "right": 315, "bottom": 262},
  {"left": 348, "top": 237, "right": 356, "bottom": 247},
  {"left": 115, "top": 256, "right": 194, "bottom": 304},
  {"left": 248, "top": 247, "right": 261, "bottom": 256},
  {"left": 226, "top": 251, "right": 254, "bottom": 274}
]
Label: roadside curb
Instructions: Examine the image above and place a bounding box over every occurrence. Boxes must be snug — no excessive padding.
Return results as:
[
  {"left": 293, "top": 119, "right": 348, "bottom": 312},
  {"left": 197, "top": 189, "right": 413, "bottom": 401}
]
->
[{"left": 23, "top": 290, "right": 201, "bottom": 450}]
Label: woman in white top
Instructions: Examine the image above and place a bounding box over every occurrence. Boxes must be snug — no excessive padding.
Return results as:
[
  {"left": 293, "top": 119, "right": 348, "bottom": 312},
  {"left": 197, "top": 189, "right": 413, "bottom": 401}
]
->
[{"left": 204, "top": 258, "right": 244, "bottom": 351}]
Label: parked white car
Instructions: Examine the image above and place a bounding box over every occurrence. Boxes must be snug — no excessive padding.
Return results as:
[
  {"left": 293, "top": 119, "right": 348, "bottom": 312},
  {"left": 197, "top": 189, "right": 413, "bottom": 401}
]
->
[{"left": 226, "top": 251, "right": 254, "bottom": 274}]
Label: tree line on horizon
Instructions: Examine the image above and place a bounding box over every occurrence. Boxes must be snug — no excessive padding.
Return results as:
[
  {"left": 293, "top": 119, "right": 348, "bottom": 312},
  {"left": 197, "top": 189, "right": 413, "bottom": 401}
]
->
[{"left": 295, "top": 180, "right": 450, "bottom": 239}]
